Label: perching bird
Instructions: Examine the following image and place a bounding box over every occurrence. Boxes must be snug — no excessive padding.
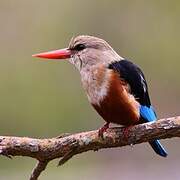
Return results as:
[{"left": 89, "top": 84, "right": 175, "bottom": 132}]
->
[{"left": 33, "top": 35, "right": 168, "bottom": 157}]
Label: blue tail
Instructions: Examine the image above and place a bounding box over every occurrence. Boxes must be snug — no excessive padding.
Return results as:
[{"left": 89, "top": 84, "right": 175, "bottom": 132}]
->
[
  {"left": 140, "top": 106, "right": 168, "bottom": 157},
  {"left": 149, "top": 140, "right": 167, "bottom": 157}
]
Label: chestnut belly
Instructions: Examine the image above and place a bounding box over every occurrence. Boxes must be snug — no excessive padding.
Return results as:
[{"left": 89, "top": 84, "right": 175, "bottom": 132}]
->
[
  {"left": 92, "top": 94, "right": 140, "bottom": 126},
  {"left": 89, "top": 69, "right": 140, "bottom": 126}
]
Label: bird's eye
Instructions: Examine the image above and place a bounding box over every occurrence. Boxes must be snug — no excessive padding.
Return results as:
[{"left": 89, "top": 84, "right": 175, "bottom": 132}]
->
[{"left": 74, "top": 44, "right": 86, "bottom": 51}]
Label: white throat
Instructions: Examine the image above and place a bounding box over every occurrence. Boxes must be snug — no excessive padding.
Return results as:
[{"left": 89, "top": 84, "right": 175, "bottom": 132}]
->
[{"left": 80, "top": 64, "right": 111, "bottom": 105}]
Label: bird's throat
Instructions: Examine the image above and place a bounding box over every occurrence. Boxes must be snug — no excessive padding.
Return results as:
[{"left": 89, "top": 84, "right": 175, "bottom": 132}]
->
[{"left": 80, "top": 64, "right": 111, "bottom": 106}]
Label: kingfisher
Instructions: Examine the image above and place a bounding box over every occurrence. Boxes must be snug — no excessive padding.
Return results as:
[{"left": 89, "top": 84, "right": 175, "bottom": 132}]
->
[{"left": 33, "top": 35, "right": 168, "bottom": 157}]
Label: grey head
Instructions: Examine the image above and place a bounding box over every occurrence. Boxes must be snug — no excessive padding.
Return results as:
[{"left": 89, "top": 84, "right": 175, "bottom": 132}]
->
[{"left": 68, "top": 35, "right": 123, "bottom": 71}]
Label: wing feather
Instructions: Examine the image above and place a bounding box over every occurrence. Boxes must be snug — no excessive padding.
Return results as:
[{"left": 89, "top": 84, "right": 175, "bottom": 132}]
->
[{"left": 108, "top": 59, "right": 151, "bottom": 106}]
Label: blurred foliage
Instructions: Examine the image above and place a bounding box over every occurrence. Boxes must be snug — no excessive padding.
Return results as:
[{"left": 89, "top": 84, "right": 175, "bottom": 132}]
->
[{"left": 0, "top": 0, "right": 180, "bottom": 179}]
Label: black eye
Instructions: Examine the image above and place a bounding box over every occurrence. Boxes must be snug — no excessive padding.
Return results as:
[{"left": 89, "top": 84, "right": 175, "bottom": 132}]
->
[{"left": 74, "top": 44, "right": 86, "bottom": 51}]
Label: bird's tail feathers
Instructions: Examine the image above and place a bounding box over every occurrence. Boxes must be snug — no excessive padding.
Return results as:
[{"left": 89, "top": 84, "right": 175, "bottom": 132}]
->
[{"left": 149, "top": 140, "right": 168, "bottom": 157}]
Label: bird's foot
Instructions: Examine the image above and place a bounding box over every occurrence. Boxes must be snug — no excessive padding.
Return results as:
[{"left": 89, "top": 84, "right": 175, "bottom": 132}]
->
[
  {"left": 122, "top": 125, "right": 133, "bottom": 140},
  {"left": 98, "top": 122, "right": 110, "bottom": 139}
]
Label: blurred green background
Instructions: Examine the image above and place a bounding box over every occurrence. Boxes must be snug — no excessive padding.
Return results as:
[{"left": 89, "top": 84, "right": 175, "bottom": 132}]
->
[{"left": 0, "top": 0, "right": 180, "bottom": 179}]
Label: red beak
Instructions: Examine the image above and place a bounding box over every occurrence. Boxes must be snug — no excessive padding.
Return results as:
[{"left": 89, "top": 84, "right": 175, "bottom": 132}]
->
[{"left": 32, "top": 48, "right": 71, "bottom": 59}]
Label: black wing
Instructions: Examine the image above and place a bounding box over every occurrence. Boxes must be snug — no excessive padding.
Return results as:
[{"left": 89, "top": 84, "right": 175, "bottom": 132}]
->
[{"left": 108, "top": 59, "right": 151, "bottom": 107}]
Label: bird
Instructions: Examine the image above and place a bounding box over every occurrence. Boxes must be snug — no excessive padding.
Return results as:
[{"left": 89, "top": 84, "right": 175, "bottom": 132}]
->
[{"left": 33, "top": 35, "right": 168, "bottom": 157}]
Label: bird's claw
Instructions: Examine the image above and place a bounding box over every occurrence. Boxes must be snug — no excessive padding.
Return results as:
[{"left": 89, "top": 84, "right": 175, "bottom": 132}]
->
[
  {"left": 122, "top": 125, "right": 133, "bottom": 140},
  {"left": 98, "top": 123, "right": 110, "bottom": 139}
]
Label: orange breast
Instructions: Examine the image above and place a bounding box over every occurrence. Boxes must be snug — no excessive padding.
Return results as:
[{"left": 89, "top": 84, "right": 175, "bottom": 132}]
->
[{"left": 92, "top": 70, "right": 140, "bottom": 126}]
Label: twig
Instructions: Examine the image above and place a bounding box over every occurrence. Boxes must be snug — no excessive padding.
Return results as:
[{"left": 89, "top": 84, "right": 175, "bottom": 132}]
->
[
  {"left": 30, "top": 160, "right": 48, "bottom": 180},
  {"left": 0, "top": 116, "right": 180, "bottom": 180}
]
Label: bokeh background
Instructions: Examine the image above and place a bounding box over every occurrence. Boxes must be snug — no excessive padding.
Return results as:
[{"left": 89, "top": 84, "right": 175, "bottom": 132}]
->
[{"left": 0, "top": 0, "right": 180, "bottom": 179}]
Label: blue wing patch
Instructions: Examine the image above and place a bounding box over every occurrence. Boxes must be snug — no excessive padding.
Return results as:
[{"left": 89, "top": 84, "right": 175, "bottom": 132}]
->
[{"left": 140, "top": 105, "right": 157, "bottom": 122}]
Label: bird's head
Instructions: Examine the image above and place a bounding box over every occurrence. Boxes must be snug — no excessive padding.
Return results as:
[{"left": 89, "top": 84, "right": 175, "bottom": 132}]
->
[{"left": 33, "top": 35, "right": 122, "bottom": 71}]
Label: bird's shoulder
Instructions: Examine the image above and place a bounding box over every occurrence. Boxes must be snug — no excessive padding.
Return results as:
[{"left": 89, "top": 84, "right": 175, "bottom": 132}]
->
[{"left": 108, "top": 59, "right": 151, "bottom": 106}]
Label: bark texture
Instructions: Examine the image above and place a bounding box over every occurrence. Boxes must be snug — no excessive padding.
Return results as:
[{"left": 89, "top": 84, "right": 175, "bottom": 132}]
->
[{"left": 0, "top": 116, "right": 179, "bottom": 180}]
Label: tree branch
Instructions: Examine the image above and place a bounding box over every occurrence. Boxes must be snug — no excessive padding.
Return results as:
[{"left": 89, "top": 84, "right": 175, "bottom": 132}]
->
[
  {"left": 30, "top": 160, "right": 48, "bottom": 180},
  {"left": 0, "top": 116, "right": 180, "bottom": 180}
]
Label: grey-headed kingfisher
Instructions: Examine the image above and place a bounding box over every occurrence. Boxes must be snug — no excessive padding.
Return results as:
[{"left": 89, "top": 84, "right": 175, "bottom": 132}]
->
[{"left": 33, "top": 35, "right": 168, "bottom": 157}]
